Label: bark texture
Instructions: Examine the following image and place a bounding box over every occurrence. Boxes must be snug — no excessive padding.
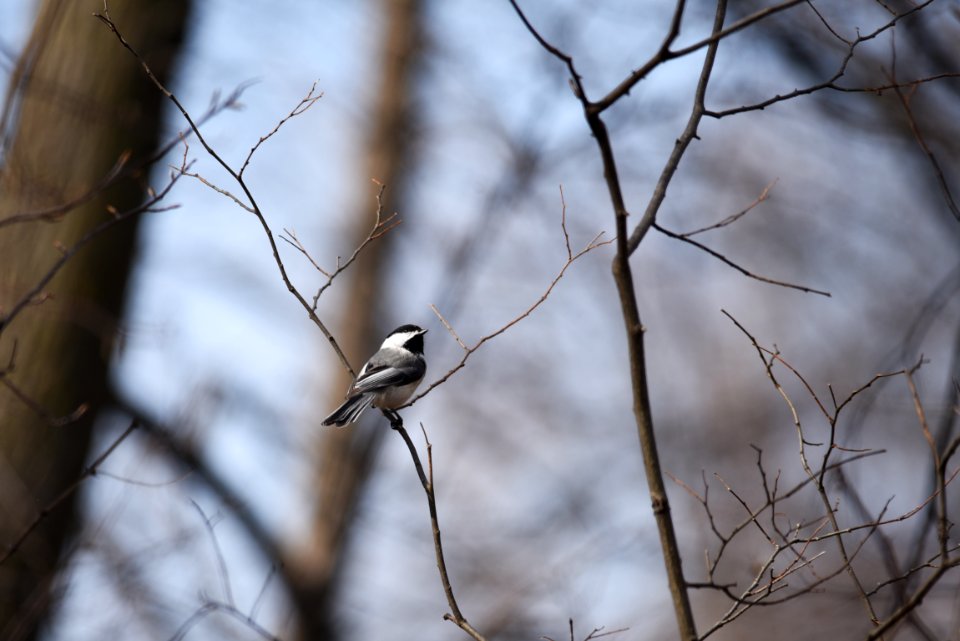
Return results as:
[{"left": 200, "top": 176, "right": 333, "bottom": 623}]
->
[{"left": 0, "top": 3, "right": 190, "bottom": 639}]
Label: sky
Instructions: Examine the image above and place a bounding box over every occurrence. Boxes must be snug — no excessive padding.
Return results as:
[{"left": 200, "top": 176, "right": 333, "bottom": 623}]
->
[{"left": 3, "top": 1, "right": 960, "bottom": 640}]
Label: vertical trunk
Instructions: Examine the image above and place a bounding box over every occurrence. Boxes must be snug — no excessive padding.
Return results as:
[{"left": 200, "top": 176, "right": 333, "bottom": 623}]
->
[
  {"left": 0, "top": 3, "right": 190, "bottom": 640},
  {"left": 292, "top": 0, "right": 425, "bottom": 637}
]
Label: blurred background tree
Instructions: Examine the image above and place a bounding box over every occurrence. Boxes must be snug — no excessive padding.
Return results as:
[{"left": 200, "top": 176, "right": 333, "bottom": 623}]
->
[
  {"left": 0, "top": 2, "right": 190, "bottom": 640},
  {"left": 0, "top": 1, "right": 957, "bottom": 640}
]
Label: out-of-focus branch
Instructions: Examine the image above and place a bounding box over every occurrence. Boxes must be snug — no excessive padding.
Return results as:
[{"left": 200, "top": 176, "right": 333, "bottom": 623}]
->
[
  {"left": 162, "top": 503, "right": 293, "bottom": 640},
  {"left": 866, "top": 556, "right": 960, "bottom": 641},
  {"left": 703, "top": 0, "right": 950, "bottom": 119},
  {"left": 169, "top": 597, "right": 284, "bottom": 641},
  {"left": 0, "top": 153, "right": 130, "bottom": 228},
  {"left": 0, "top": 419, "right": 139, "bottom": 566},
  {"left": 0, "top": 157, "right": 187, "bottom": 335},
  {"left": 115, "top": 399, "right": 309, "bottom": 639},
  {"left": 0, "top": 81, "right": 246, "bottom": 230},
  {"left": 888, "top": 65, "right": 960, "bottom": 222}
]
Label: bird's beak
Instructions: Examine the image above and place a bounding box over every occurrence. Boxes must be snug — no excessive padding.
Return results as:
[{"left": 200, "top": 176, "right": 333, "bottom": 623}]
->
[{"left": 419, "top": 329, "right": 428, "bottom": 335}]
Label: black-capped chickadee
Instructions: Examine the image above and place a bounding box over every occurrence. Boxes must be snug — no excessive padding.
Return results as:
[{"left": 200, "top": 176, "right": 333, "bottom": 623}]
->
[{"left": 321, "top": 324, "right": 428, "bottom": 427}]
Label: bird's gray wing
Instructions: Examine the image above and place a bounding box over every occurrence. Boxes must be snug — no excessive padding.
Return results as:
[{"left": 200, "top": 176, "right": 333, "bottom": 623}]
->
[{"left": 351, "top": 361, "right": 425, "bottom": 394}]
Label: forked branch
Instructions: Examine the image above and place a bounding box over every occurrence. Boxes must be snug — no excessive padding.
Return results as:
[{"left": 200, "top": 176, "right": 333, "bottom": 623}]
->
[
  {"left": 95, "top": 4, "right": 359, "bottom": 376},
  {"left": 409, "top": 190, "right": 609, "bottom": 406},
  {"left": 385, "top": 412, "right": 488, "bottom": 641}
]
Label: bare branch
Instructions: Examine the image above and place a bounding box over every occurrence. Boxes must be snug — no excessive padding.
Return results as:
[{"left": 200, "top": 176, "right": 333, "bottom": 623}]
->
[
  {"left": 719, "top": 310, "right": 960, "bottom": 629},
  {"left": 239, "top": 81, "right": 323, "bottom": 178},
  {"left": 680, "top": 179, "right": 778, "bottom": 237},
  {"left": 607, "top": 3, "right": 730, "bottom": 639},
  {"left": 887, "top": 64, "right": 960, "bottom": 222},
  {"left": 596, "top": 0, "right": 806, "bottom": 113},
  {"left": 385, "top": 412, "right": 489, "bottom": 641},
  {"left": 410, "top": 207, "right": 609, "bottom": 405},
  {"left": 279, "top": 182, "right": 401, "bottom": 312},
  {"left": 507, "top": 0, "right": 588, "bottom": 104},
  {"left": 92, "top": 468, "right": 193, "bottom": 488},
  {"left": 181, "top": 167, "right": 254, "bottom": 213},
  {"left": 169, "top": 599, "right": 284, "bottom": 641},
  {"left": 0, "top": 152, "right": 130, "bottom": 228},
  {"left": 0, "top": 82, "right": 245, "bottom": 229},
  {"left": 0, "top": 161, "right": 186, "bottom": 334},
  {"left": 625, "top": 0, "right": 733, "bottom": 253},
  {"left": 94, "top": 6, "right": 356, "bottom": 376},
  {"left": 0, "top": 420, "right": 140, "bottom": 565},
  {"left": 866, "top": 557, "right": 960, "bottom": 640},
  {"left": 704, "top": 0, "right": 948, "bottom": 119},
  {"left": 190, "top": 501, "right": 235, "bottom": 608},
  {"left": 653, "top": 222, "right": 831, "bottom": 296}
]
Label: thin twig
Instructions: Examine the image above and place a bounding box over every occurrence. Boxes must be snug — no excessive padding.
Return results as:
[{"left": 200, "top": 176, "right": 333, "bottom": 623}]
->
[
  {"left": 680, "top": 179, "right": 778, "bottom": 237},
  {"left": 168, "top": 599, "right": 284, "bottom": 641},
  {"left": 0, "top": 152, "right": 130, "bottom": 228},
  {"left": 240, "top": 81, "right": 323, "bottom": 178},
  {"left": 703, "top": 0, "right": 945, "bottom": 119},
  {"left": 94, "top": 6, "right": 356, "bottom": 376},
  {"left": 654, "top": 222, "right": 830, "bottom": 296},
  {"left": 181, "top": 167, "right": 254, "bottom": 213},
  {"left": 594, "top": 0, "right": 806, "bottom": 113},
  {"left": 250, "top": 565, "right": 277, "bottom": 621},
  {"left": 904, "top": 366, "right": 949, "bottom": 562},
  {"left": 0, "top": 163, "right": 186, "bottom": 334},
  {"left": 190, "top": 501, "right": 235, "bottom": 607},
  {"left": 625, "top": 0, "right": 735, "bottom": 254},
  {"left": 887, "top": 56, "right": 960, "bottom": 222},
  {"left": 409, "top": 210, "right": 609, "bottom": 406},
  {"left": 0, "top": 81, "right": 245, "bottom": 229},
  {"left": 0, "top": 420, "right": 140, "bottom": 565},
  {"left": 866, "top": 557, "right": 960, "bottom": 640},
  {"left": 278, "top": 182, "right": 401, "bottom": 312},
  {"left": 718, "top": 310, "right": 960, "bottom": 628},
  {"left": 92, "top": 468, "right": 193, "bottom": 488}
]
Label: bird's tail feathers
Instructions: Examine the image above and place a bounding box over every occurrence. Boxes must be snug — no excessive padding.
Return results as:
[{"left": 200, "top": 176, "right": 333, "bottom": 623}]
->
[{"left": 321, "top": 393, "right": 374, "bottom": 427}]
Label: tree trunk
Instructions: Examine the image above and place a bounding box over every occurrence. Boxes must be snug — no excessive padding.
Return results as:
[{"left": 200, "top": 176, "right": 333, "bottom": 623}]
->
[
  {"left": 292, "top": 0, "right": 425, "bottom": 637},
  {"left": 0, "top": 3, "right": 190, "bottom": 640}
]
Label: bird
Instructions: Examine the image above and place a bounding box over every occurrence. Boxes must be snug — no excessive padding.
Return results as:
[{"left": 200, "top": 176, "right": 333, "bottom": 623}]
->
[{"left": 321, "top": 324, "right": 428, "bottom": 426}]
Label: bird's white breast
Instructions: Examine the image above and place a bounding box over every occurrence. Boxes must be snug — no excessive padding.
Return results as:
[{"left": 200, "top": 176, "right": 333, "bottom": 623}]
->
[{"left": 372, "top": 379, "right": 423, "bottom": 409}]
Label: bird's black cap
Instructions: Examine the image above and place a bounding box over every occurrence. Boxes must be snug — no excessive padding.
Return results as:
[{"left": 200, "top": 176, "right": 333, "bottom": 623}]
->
[
  {"left": 389, "top": 324, "right": 426, "bottom": 336},
  {"left": 388, "top": 324, "right": 427, "bottom": 354}
]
